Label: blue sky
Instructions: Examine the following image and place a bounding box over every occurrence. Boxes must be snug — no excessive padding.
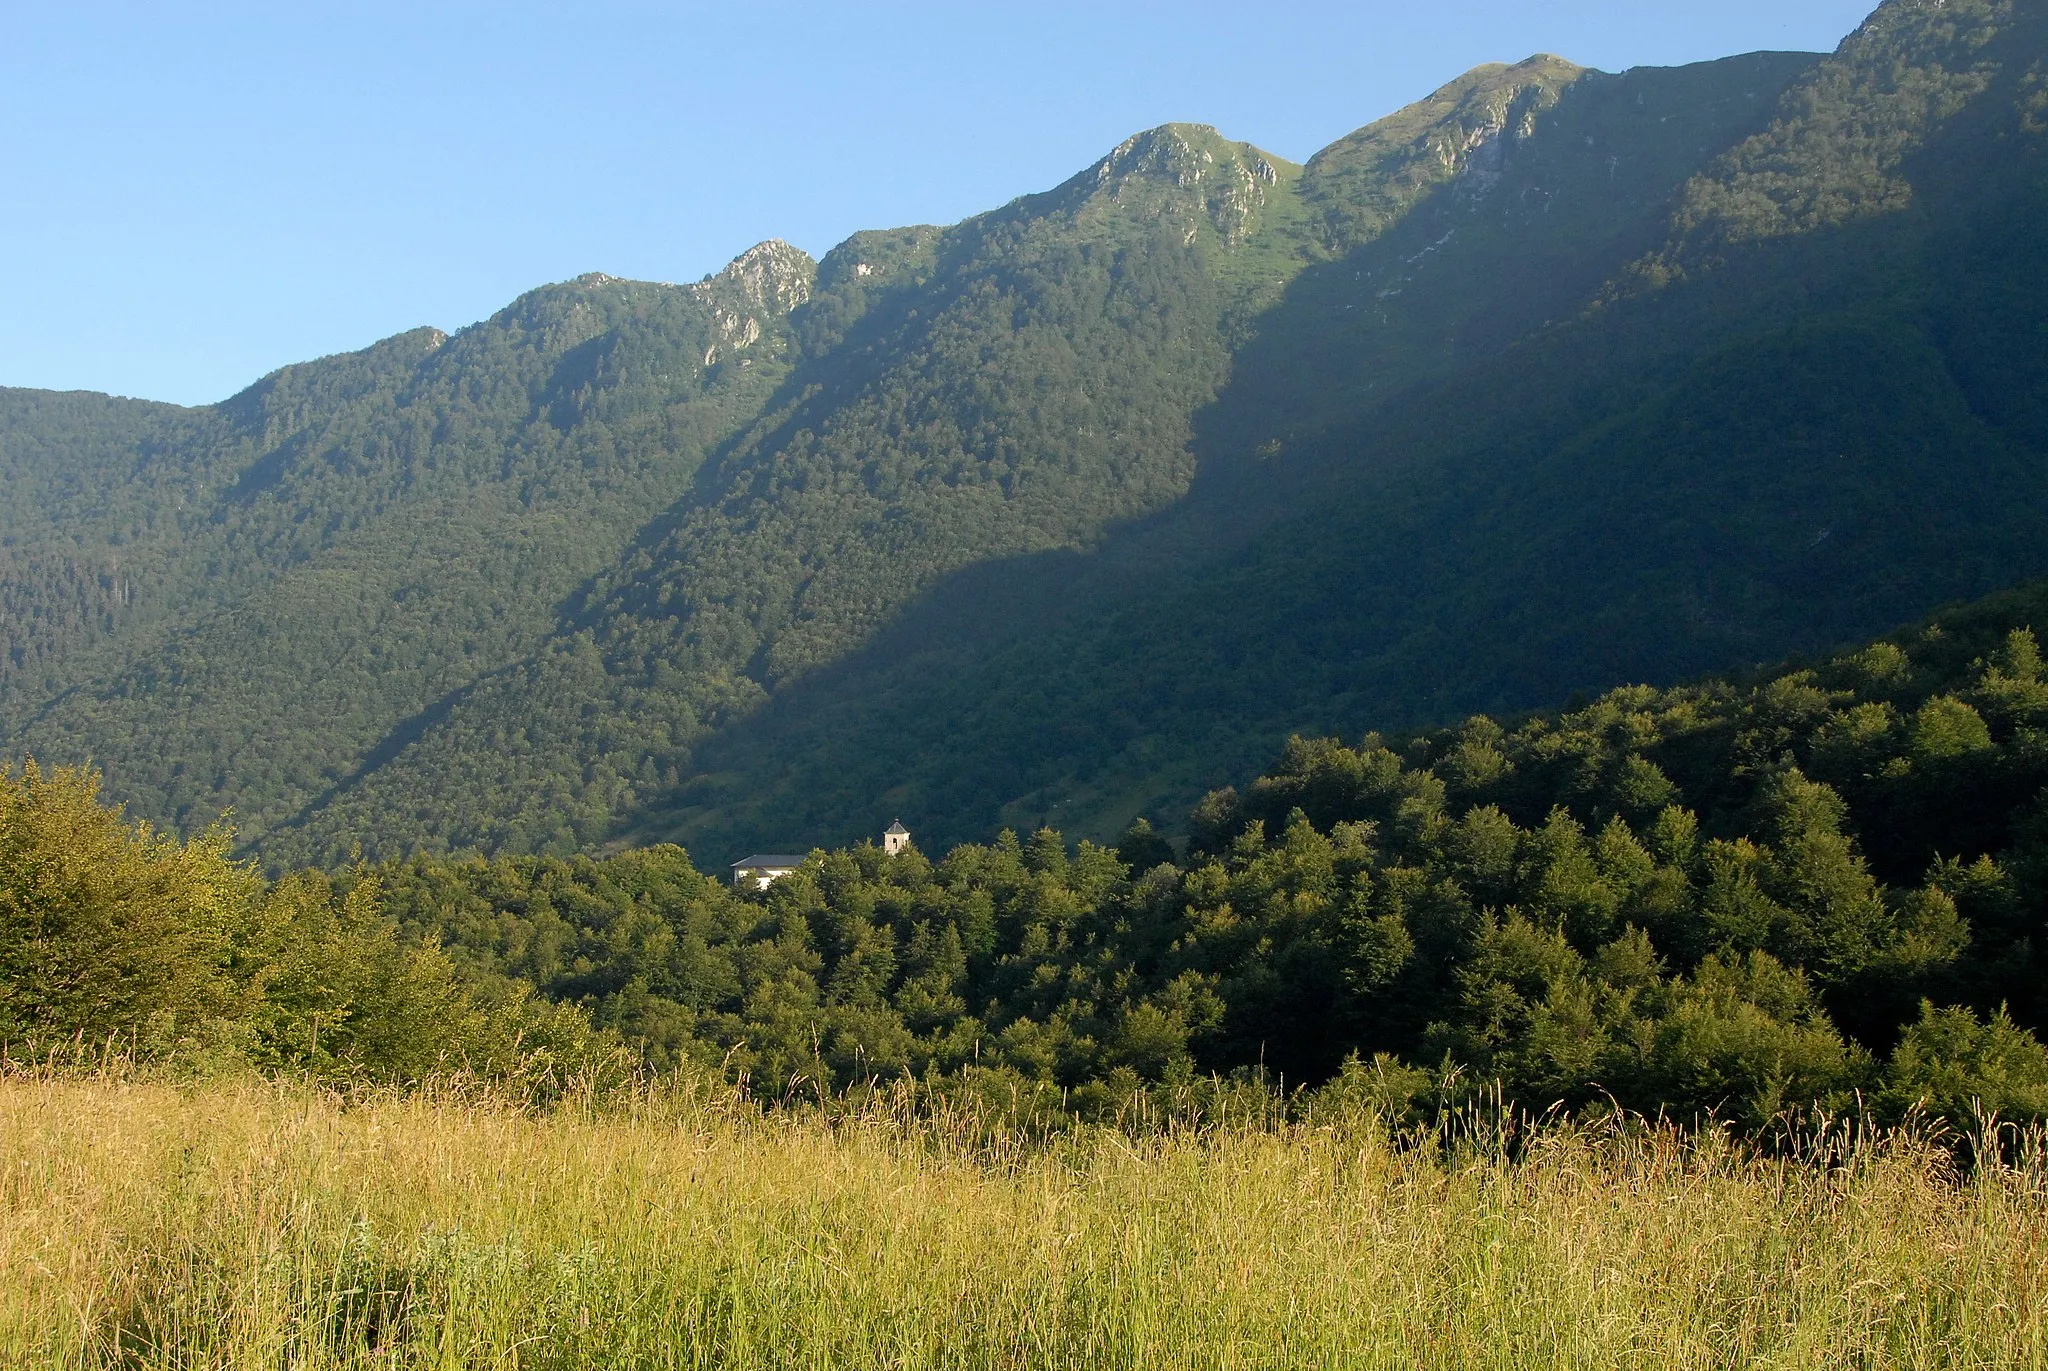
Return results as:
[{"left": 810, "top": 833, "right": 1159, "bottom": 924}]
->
[{"left": 1, "top": 1, "right": 1878, "bottom": 406}]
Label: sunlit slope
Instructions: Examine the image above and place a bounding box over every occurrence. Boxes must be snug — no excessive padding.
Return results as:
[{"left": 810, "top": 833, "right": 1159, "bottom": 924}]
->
[{"left": 3, "top": 247, "right": 812, "bottom": 838}]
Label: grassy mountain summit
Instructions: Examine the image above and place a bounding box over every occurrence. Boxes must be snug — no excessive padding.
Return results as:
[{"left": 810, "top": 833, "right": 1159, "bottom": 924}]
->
[{"left": 5, "top": 0, "right": 2047, "bottom": 870}]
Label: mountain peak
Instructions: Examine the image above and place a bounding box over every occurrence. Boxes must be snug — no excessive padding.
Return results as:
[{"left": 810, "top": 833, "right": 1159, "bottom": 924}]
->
[
  {"left": 1297, "top": 52, "right": 1591, "bottom": 248},
  {"left": 1308, "top": 52, "right": 1589, "bottom": 177},
  {"left": 1090, "top": 123, "right": 1289, "bottom": 194},
  {"left": 704, "top": 239, "right": 817, "bottom": 314},
  {"left": 1036, "top": 122, "right": 1299, "bottom": 248}
]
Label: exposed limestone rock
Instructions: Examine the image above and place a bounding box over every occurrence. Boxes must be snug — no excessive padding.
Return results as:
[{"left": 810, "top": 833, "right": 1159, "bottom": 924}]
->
[
  {"left": 679, "top": 240, "right": 818, "bottom": 371},
  {"left": 1429, "top": 79, "right": 1571, "bottom": 200},
  {"left": 699, "top": 239, "right": 817, "bottom": 314},
  {"left": 1062, "top": 124, "right": 1301, "bottom": 248}
]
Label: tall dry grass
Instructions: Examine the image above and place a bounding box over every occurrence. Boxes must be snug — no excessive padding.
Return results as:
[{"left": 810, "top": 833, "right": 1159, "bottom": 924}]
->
[{"left": 2, "top": 1071, "right": 2044, "bottom": 1369}]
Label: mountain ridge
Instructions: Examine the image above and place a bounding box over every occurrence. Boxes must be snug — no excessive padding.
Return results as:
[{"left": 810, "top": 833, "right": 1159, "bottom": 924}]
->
[{"left": 6, "top": 0, "right": 2046, "bottom": 871}]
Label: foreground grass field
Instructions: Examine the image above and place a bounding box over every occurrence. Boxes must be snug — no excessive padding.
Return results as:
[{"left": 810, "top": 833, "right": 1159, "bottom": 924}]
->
[{"left": 4, "top": 1075, "right": 2045, "bottom": 1369}]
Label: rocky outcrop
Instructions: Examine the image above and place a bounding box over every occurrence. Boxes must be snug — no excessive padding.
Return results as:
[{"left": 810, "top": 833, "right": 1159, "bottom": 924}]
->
[
  {"left": 692, "top": 240, "right": 817, "bottom": 366},
  {"left": 1046, "top": 123, "right": 1300, "bottom": 248},
  {"left": 700, "top": 239, "right": 817, "bottom": 315}
]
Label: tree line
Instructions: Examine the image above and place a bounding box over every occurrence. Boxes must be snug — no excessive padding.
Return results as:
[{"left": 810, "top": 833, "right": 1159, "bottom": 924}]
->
[{"left": 7, "top": 582, "right": 2047, "bottom": 1130}]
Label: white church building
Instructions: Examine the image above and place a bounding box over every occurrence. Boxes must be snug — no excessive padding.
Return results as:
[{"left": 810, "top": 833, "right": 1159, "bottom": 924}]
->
[{"left": 730, "top": 822, "right": 913, "bottom": 889}]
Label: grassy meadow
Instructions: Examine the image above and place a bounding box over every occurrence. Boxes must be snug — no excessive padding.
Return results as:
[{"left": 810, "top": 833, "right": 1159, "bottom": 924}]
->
[{"left": 3, "top": 1073, "right": 2044, "bottom": 1369}]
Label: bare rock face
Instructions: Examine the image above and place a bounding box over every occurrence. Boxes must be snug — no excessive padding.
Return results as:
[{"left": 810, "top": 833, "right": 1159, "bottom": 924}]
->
[
  {"left": 1048, "top": 123, "right": 1300, "bottom": 249},
  {"left": 704, "top": 239, "right": 817, "bottom": 315},
  {"left": 692, "top": 240, "right": 818, "bottom": 367},
  {"left": 1300, "top": 55, "right": 1586, "bottom": 250},
  {"left": 1442, "top": 84, "right": 1551, "bottom": 198}
]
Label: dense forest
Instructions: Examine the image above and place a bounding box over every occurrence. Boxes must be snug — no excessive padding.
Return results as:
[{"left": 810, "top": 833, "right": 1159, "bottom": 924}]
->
[
  {"left": 10, "top": 579, "right": 2047, "bottom": 1131},
  {"left": 0, "top": 246, "right": 811, "bottom": 844},
  {"left": 4, "top": 0, "right": 2045, "bottom": 871}
]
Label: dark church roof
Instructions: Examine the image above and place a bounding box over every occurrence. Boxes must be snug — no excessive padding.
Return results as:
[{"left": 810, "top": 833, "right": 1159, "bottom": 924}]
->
[
  {"left": 731, "top": 854, "right": 806, "bottom": 869},
  {"left": 885, "top": 821, "right": 909, "bottom": 835}
]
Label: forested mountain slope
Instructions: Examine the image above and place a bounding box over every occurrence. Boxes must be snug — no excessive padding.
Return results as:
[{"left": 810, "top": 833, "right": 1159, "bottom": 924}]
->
[
  {"left": 3, "top": 246, "right": 813, "bottom": 840},
  {"left": 264, "top": 45, "right": 1831, "bottom": 865},
  {"left": 5, "top": 0, "right": 2046, "bottom": 871},
  {"left": 628, "top": 0, "right": 2048, "bottom": 860},
  {"left": 259, "top": 128, "right": 1302, "bottom": 860},
  {"left": 340, "top": 574, "right": 2048, "bottom": 1126},
  {"left": 15, "top": 573, "right": 2048, "bottom": 1129}
]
